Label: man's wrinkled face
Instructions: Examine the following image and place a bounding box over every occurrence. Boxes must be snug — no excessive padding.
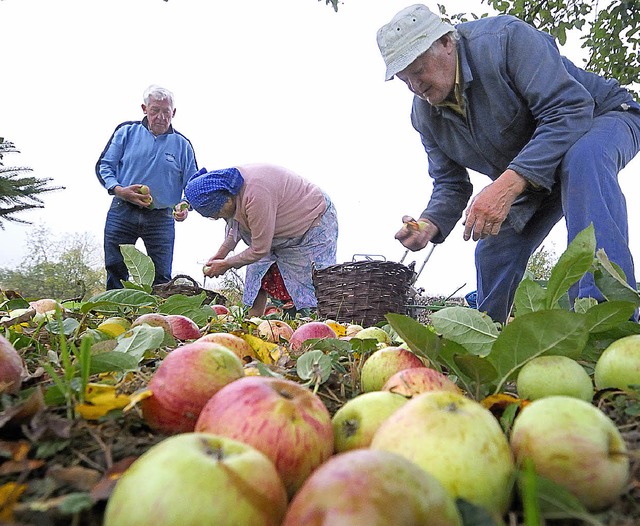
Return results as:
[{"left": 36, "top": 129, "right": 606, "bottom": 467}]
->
[
  {"left": 142, "top": 97, "right": 175, "bottom": 136},
  {"left": 396, "top": 36, "right": 457, "bottom": 105}
]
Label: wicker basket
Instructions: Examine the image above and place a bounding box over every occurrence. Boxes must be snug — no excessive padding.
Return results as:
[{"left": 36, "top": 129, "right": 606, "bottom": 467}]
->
[{"left": 312, "top": 259, "right": 416, "bottom": 327}]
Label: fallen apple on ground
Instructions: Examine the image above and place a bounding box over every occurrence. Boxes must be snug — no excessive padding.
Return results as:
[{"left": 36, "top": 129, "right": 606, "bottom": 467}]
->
[
  {"left": 371, "top": 390, "right": 515, "bottom": 517},
  {"left": 360, "top": 346, "right": 426, "bottom": 392},
  {"left": 131, "top": 313, "right": 173, "bottom": 336},
  {"left": 96, "top": 316, "right": 132, "bottom": 338},
  {"left": 103, "top": 433, "right": 288, "bottom": 526},
  {"left": 381, "top": 367, "right": 462, "bottom": 398},
  {"left": 282, "top": 449, "right": 462, "bottom": 526},
  {"left": 332, "top": 391, "right": 409, "bottom": 452},
  {"left": 516, "top": 355, "right": 593, "bottom": 401},
  {"left": 257, "top": 319, "right": 294, "bottom": 343},
  {"left": 195, "top": 375, "right": 334, "bottom": 497},
  {"left": 141, "top": 341, "right": 244, "bottom": 434},
  {"left": 594, "top": 334, "right": 640, "bottom": 392},
  {"left": 196, "top": 332, "right": 258, "bottom": 363},
  {"left": 165, "top": 314, "right": 201, "bottom": 340},
  {"left": 209, "top": 304, "right": 230, "bottom": 316},
  {"left": 289, "top": 321, "right": 338, "bottom": 353},
  {"left": 353, "top": 326, "right": 392, "bottom": 345},
  {"left": 510, "top": 395, "right": 629, "bottom": 511},
  {"left": 0, "top": 334, "right": 24, "bottom": 395}
]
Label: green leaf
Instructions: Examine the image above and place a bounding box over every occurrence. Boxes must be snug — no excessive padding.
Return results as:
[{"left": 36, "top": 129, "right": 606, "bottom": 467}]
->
[
  {"left": 431, "top": 306, "right": 499, "bottom": 357},
  {"left": 455, "top": 498, "right": 500, "bottom": 526},
  {"left": 121, "top": 244, "right": 155, "bottom": 287},
  {"left": 296, "top": 349, "right": 332, "bottom": 384},
  {"left": 545, "top": 224, "right": 596, "bottom": 309},
  {"left": 585, "top": 300, "right": 637, "bottom": 333},
  {"left": 158, "top": 292, "right": 211, "bottom": 326},
  {"left": 58, "top": 493, "right": 94, "bottom": 515},
  {"left": 513, "top": 278, "right": 547, "bottom": 315},
  {"left": 113, "top": 325, "right": 166, "bottom": 361},
  {"left": 453, "top": 354, "right": 498, "bottom": 385},
  {"left": 385, "top": 313, "right": 443, "bottom": 365},
  {"left": 89, "top": 351, "right": 140, "bottom": 374},
  {"left": 82, "top": 289, "right": 158, "bottom": 313},
  {"left": 489, "top": 310, "right": 589, "bottom": 393},
  {"left": 436, "top": 339, "right": 481, "bottom": 397},
  {"left": 593, "top": 249, "right": 640, "bottom": 305},
  {"left": 45, "top": 317, "right": 80, "bottom": 336}
]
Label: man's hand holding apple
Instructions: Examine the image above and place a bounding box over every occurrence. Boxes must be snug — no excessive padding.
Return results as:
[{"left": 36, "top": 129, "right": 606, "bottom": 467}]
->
[{"left": 395, "top": 215, "right": 438, "bottom": 251}]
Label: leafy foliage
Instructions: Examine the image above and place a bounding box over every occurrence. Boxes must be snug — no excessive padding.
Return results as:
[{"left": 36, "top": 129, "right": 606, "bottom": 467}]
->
[
  {"left": 0, "top": 226, "right": 105, "bottom": 300},
  {"left": 439, "top": 0, "right": 640, "bottom": 97},
  {"left": 0, "top": 138, "right": 64, "bottom": 228}
]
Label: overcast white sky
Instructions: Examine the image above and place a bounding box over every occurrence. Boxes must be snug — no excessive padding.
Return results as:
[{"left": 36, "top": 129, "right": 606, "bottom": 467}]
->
[{"left": 2, "top": 0, "right": 639, "bottom": 298}]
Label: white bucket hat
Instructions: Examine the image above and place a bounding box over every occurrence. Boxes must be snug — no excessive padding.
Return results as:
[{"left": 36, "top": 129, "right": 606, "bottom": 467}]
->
[{"left": 377, "top": 4, "right": 455, "bottom": 81}]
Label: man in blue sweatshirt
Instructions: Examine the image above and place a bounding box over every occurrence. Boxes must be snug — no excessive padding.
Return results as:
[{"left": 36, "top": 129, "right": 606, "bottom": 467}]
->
[
  {"left": 377, "top": 4, "right": 640, "bottom": 323},
  {"left": 96, "top": 85, "right": 198, "bottom": 290}
]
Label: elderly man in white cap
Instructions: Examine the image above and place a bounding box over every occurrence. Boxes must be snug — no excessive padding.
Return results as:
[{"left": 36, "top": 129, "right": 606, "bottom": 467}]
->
[{"left": 377, "top": 4, "right": 640, "bottom": 323}]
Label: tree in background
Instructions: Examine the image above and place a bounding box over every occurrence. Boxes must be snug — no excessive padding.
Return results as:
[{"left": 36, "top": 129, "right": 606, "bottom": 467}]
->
[
  {"left": 0, "top": 138, "right": 64, "bottom": 229},
  {"left": 526, "top": 244, "right": 558, "bottom": 282},
  {"left": 0, "top": 226, "right": 105, "bottom": 300}
]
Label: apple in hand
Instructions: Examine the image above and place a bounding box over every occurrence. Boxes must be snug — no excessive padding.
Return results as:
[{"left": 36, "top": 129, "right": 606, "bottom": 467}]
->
[
  {"left": 282, "top": 449, "right": 462, "bottom": 526},
  {"left": 510, "top": 395, "right": 629, "bottom": 511},
  {"left": 289, "top": 321, "right": 338, "bottom": 353},
  {"left": 381, "top": 367, "right": 461, "bottom": 398},
  {"left": 103, "top": 433, "right": 288, "bottom": 526},
  {"left": 257, "top": 319, "right": 294, "bottom": 343},
  {"left": 360, "top": 346, "right": 425, "bottom": 392},
  {"left": 371, "top": 391, "right": 515, "bottom": 517},
  {"left": 195, "top": 376, "right": 334, "bottom": 497},
  {"left": 0, "top": 335, "right": 24, "bottom": 395},
  {"left": 165, "top": 314, "right": 201, "bottom": 340},
  {"left": 594, "top": 334, "right": 640, "bottom": 392},
  {"left": 141, "top": 341, "right": 244, "bottom": 434},
  {"left": 332, "top": 391, "right": 408, "bottom": 452},
  {"left": 517, "top": 355, "right": 593, "bottom": 401},
  {"left": 196, "top": 332, "right": 258, "bottom": 364}
]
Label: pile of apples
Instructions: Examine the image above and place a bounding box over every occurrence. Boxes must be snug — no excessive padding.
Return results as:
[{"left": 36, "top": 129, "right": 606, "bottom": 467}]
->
[{"left": 3, "top": 305, "right": 637, "bottom": 525}]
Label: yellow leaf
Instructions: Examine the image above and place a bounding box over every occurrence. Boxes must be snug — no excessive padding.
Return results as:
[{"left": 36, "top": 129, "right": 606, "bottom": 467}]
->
[
  {"left": 0, "top": 482, "right": 27, "bottom": 523},
  {"left": 239, "top": 333, "right": 278, "bottom": 365},
  {"left": 75, "top": 383, "right": 131, "bottom": 420},
  {"left": 325, "top": 321, "right": 347, "bottom": 337},
  {"left": 123, "top": 387, "right": 153, "bottom": 412}
]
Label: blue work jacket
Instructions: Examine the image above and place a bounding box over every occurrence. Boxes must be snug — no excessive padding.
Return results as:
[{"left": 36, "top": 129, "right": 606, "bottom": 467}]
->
[{"left": 413, "top": 15, "right": 637, "bottom": 242}]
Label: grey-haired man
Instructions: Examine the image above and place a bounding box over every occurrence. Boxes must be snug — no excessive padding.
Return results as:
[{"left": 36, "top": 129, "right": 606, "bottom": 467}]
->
[{"left": 378, "top": 4, "right": 640, "bottom": 323}]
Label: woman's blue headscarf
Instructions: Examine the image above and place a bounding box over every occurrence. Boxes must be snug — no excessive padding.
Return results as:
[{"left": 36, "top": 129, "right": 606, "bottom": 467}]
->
[{"left": 185, "top": 167, "right": 245, "bottom": 218}]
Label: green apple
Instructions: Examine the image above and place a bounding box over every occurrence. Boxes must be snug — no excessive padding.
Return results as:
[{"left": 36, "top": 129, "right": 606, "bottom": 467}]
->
[
  {"left": 353, "top": 326, "right": 392, "bottom": 345},
  {"left": 516, "top": 355, "right": 593, "bottom": 401},
  {"left": 332, "top": 391, "right": 409, "bottom": 452},
  {"left": 103, "top": 433, "right": 288, "bottom": 526},
  {"left": 594, "top": 334, "right": 640, "bottom": 392},
  {"left": 382, "top": 366, "right": 461, "bottom": 398},
  {"left": 360, "top": 346, "right": 425, "bottom": 392},
  {"left": 282, "top": 449, "right": 462, "bottom": 526},
  {"left": 510, "top": 396, "right": 629, "bottom": 511},
  {"left": 371, "top": 390, "right": 515, "bottom": 517}
]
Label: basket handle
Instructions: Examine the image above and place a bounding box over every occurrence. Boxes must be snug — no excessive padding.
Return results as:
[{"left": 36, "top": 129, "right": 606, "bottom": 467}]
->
[{"left": 351, "top": 254, "right": 387, "bottom": 262}]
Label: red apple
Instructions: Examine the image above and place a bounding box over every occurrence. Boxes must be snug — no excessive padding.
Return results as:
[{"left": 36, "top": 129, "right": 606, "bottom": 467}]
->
[
  {"left": 0, "top": 335, "right": 24, "bottom": 395},
  {"left": 360, "top": 346, "right": 426, "bottom": 392},
  {"left": 141, "top": 342, "right": 244, "bottom": 434},
  {"left": 210, "top": 304, "right": 230, "bottom": 316},
  {"left": 131, "top": 313, "right": 173, "bottom": 335},
  {"left": 195, "top": 376, "right": 334, "bottom": 497},
  {"left": 289, "top": 321, "right": 338, "bottom": 352},
  {"left": 382, "top": 367, "right": 461, "bottom": 398},
  {"left": 257, "top": 319, "right": 294, "bottom": 343},
  {"left": 196, "top": 332, "right": 258, "bottom": 363},
  {"left": 165, "top": 314, "right": 201, "bottom": 340},
  {"left": 282, "top": 449, "right": 462, "bottom": 526},
  {"left": 104, "top": 433, "right": 288, "bottom": 526}
]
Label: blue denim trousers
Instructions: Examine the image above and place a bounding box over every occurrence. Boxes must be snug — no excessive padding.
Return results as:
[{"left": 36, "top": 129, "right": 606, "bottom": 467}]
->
[
  {"left": 103, "top": 198, "right": 175, "bottom": 290},
  {"left": 475, "top": 107, "right": 640, "bottom": 323}
]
